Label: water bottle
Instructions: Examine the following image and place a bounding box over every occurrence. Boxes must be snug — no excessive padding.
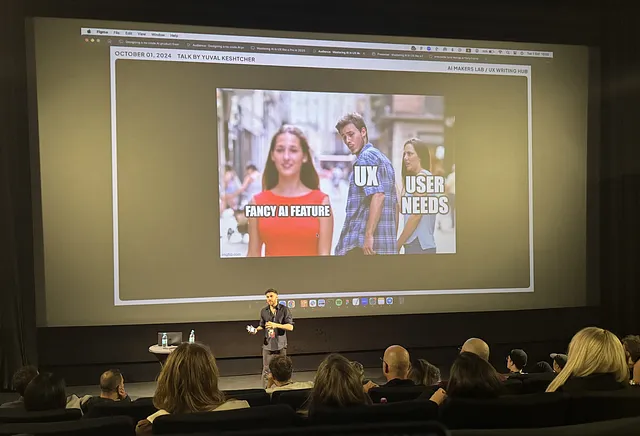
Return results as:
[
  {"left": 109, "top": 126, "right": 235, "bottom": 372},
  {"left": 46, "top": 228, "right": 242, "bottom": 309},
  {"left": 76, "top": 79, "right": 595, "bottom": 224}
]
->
[
  {"left": 161, "top": 332, "right": 168, "bottom": 348},
  {"left": 189, "top": 330, "right": 195, "bottom": 344}
]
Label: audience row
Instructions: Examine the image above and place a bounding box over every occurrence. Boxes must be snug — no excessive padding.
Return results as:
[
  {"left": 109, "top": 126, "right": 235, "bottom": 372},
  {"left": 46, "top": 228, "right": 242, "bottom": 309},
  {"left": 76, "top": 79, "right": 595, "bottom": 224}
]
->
[{"left": 2, "top": 326, "right": 640, "bottom": 435}]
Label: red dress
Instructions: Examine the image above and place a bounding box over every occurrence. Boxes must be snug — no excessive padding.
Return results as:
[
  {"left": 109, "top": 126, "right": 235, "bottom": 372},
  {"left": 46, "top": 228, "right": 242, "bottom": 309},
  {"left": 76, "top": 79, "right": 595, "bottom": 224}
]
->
[{"left": 253, "top": 189, "right": 327, "bottom": 257}]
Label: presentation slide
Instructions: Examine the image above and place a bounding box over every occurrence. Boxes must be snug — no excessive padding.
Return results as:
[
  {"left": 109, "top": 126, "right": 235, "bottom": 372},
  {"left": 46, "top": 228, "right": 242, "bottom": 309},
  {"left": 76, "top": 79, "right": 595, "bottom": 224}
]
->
[
  {"left": 28, "top": 18, "right": 593, "bottom": 326},
  {"left": 218, "top": 89, "right": 454, "bottom": 258}
]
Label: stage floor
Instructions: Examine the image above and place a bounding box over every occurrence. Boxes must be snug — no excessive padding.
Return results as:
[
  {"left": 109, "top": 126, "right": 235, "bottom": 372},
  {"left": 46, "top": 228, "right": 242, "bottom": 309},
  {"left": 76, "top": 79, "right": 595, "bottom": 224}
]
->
[{"left": 0, "top": 368, "right": 387, "bottom": 403}]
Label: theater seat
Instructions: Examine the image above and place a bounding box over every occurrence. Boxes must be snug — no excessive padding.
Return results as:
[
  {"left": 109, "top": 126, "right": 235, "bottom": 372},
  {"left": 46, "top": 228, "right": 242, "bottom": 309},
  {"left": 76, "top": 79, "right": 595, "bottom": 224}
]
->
[
  {"left": 520, "top": 373, "right": 555, "bottom": 394},
  {"left": 0, "top": 415, "right": 134, "bottom": 436},
  {"left": 507, "top": 373, "right": 555, "bottom": 394},
  {"left": 0, "top": 407, "right": 81, "bottom": 423},
  {"left": 439, "top": 392, "right": 567, "bottom": 429},
  {"left": 501, "top": 377, "right": 523, "bottom": 395},
  {"left": 82, "top": 396, "right": 157, "bottom": 422},
  {"left": 310, "top": 400, "right": 439, "bottom": 426},
  {"left": 152, "top": 404, "right": 296, "bottom": 434},
  {"left": 450, "top": 415, "right": 640, "bottom": 436},
  {"left": 567, "top": 390, "right": 640, "bottom": 424},
  {"left": 270, "top": 389, "right": 311, "bottom": 410},
  {"left": 223, "top": 389, "right": 271, "bottom": 407},
  {"left": 368, "top": 385, "right": 435, "bottom": 403},
  {"left": 198, "top": 420, "right": 450, "bottom": 435}
]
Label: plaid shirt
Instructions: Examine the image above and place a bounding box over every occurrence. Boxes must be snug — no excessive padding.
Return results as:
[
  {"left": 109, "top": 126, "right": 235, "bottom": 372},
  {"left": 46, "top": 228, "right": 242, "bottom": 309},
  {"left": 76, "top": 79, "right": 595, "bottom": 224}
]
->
[{"left": 335, "top": 143, "right": 398, "bottom": 255}]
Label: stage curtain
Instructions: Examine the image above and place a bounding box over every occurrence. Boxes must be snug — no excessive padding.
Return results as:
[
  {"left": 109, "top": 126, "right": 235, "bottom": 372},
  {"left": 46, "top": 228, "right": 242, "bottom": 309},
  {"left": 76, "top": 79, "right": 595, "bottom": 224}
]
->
[
  {"left": 0, "top": 0, "right": 38, "bottom": 389},
  {"left": 598, "top": 6, "right": 640, "bottom": 335}
]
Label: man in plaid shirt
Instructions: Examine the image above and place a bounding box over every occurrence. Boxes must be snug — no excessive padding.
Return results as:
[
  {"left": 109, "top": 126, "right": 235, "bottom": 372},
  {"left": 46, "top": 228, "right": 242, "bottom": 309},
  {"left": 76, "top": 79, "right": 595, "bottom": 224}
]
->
[{"left": 334, "top": 113, "right": 398, "bottom": 256}]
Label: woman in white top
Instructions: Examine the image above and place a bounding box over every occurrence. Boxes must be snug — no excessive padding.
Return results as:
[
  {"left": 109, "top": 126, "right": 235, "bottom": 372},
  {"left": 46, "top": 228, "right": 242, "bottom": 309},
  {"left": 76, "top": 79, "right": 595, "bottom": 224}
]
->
[
  {"left": 397, "top": 138, "right": 438, "bottom": 254},
  {"left": 136, "top": 343, "right": 249, "bottom": 435}
]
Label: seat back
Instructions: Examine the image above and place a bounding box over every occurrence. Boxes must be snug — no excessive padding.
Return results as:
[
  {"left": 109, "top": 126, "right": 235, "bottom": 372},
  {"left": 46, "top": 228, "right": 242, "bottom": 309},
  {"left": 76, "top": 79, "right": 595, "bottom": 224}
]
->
[
  {"left": 368, "top": 385, "right": 435, "bottom": 403},
  {"left": 223, "top": 389, "right": 270, "bottom": 407},
  {"left": 520, "top": 373, "right": 555, "bottom": 394},
  {"left": 450, "top": 415, "right": 640, "bottom": 436},
  {"left": 501, "top": 378, "right": 523, "bottom": 395},
  {"left": 208, "top": 420, "right": 451, "bottom": 435},
  {"left": 0, "top": 407, "right": 81, "bottom": 423},
  {"left": 153, "top": 404, "right": 296, "bottom": 434},
  {"left": 567, "top": 390, "right": 640, "bottom": 424},
  {"left": 270, "top": 389, "right": 311, "bottom": 411},
  {"left": 83, "top": 397, "right": 157, "bottom": 422},
  {"left": 310, "top": 400, "right": 439, "bottom": 426},
  {"left": 0, "top": 415, "right": 134, "bottom": 436},
  {"left": 440, "top": 392, "right": 567, "bottom": 429}
]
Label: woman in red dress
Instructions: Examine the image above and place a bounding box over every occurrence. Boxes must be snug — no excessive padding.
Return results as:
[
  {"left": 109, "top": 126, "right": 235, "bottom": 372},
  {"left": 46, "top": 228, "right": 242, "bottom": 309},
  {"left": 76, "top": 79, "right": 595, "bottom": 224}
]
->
[{"left": 247, "top": 125, "right": 333, "bottom": 257}]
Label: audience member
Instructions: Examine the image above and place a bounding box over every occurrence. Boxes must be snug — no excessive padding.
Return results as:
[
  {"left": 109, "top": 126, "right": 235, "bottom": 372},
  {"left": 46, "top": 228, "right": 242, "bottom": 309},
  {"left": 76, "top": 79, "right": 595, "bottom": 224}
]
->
[
  {"left": 381, "top": 345, "right": 414, "bottom": 387},
  {"left": 350, "top": 361, "right": 369, "bottom": 385},
  {"left": 546, "top": 327, "right": 629, "bottom": 393},
  {"left": 550, "top": 353, "right": 568, "bottom": 373},
  {"left": 265, "top": 355, "right": 314, "bottom": 394},
  {"left": 447, "top": 352, "right": 504, "bottom": 399},
  {"left": 308, "top": 354, "right": 373, "bottom": 412},
  {"left": 309, "top": 354, "right": 446, "bottom": 412},
  {"left": 0, "top": 365, "right": 38, "bottom": 409},
  {"left": 410, "top": 359, "right": 441, "bottom": 386},
  {"left": 460, "top": 338, "right": 490, "bottom": 361},
  {"left": 23, "top": 373, "right": 67, "bottom": 411},
  {"left": 622, "top": 335, "right": 640, "bottom": 385},
  {"left": 532, "top": 361, "right": 555, "bottom": 373},
  {"left": 82, "top": 369, "right": 131, "bottom": 414},
  {"left": 506, "top": 349, "right": 528, "bottom": 375},
  {"left": 136, "top": 343, "right": 249, "bottom": 435}
]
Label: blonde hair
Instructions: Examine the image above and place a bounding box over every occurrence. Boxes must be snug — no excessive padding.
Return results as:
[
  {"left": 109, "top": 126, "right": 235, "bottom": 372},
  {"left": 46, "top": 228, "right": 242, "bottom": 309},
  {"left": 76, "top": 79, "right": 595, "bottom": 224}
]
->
[
  {"left": 546, "top": 327, "right": 629, "bottom": 392},
  {"left": 153, "top": 343, "right": 226, "bottom": 414},
  {"left": 309, "top": 354, "right": 371, "bottom": 409}
]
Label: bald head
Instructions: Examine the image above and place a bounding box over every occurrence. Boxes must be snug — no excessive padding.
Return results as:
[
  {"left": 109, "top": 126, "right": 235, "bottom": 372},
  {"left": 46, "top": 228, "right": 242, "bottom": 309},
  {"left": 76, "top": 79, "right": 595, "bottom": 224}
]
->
[
  {"left": 99, "top": 370, "right": 124, "bottom": 400},
  {"left": 461, "top": 338, "right": 490, "bottom": 361},
  {"left": 382, "top": 345, "right": 411, "bottom": 381}
]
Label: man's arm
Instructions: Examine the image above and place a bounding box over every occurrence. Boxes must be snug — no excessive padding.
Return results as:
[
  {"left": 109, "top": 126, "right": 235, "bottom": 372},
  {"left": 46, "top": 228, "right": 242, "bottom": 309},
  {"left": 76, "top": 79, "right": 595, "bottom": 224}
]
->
[
  {"left": 363, "top": 193, "right": 384, "bottom": 255},
  {"left": 277, "top": 308, "right": 294, "bottom": 332},
  {"left": 265, "top": 321, "right": 293, "bottom": 331},
  {"left": 361, "top": 154, "right": 393, "bottom": 255},
  {"left": 274, "top": 323, "right": 294, "bottom": 331},
  {"left": 249, "top": 311, "right": 265, "bottom": 334}
]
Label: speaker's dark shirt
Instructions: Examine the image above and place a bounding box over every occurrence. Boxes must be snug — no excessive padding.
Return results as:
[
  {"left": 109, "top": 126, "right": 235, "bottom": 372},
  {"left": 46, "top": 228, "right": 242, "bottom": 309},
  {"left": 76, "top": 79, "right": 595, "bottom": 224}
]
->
[{"left": 259, "top": 304, "right": 293, "bottom": 351}]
